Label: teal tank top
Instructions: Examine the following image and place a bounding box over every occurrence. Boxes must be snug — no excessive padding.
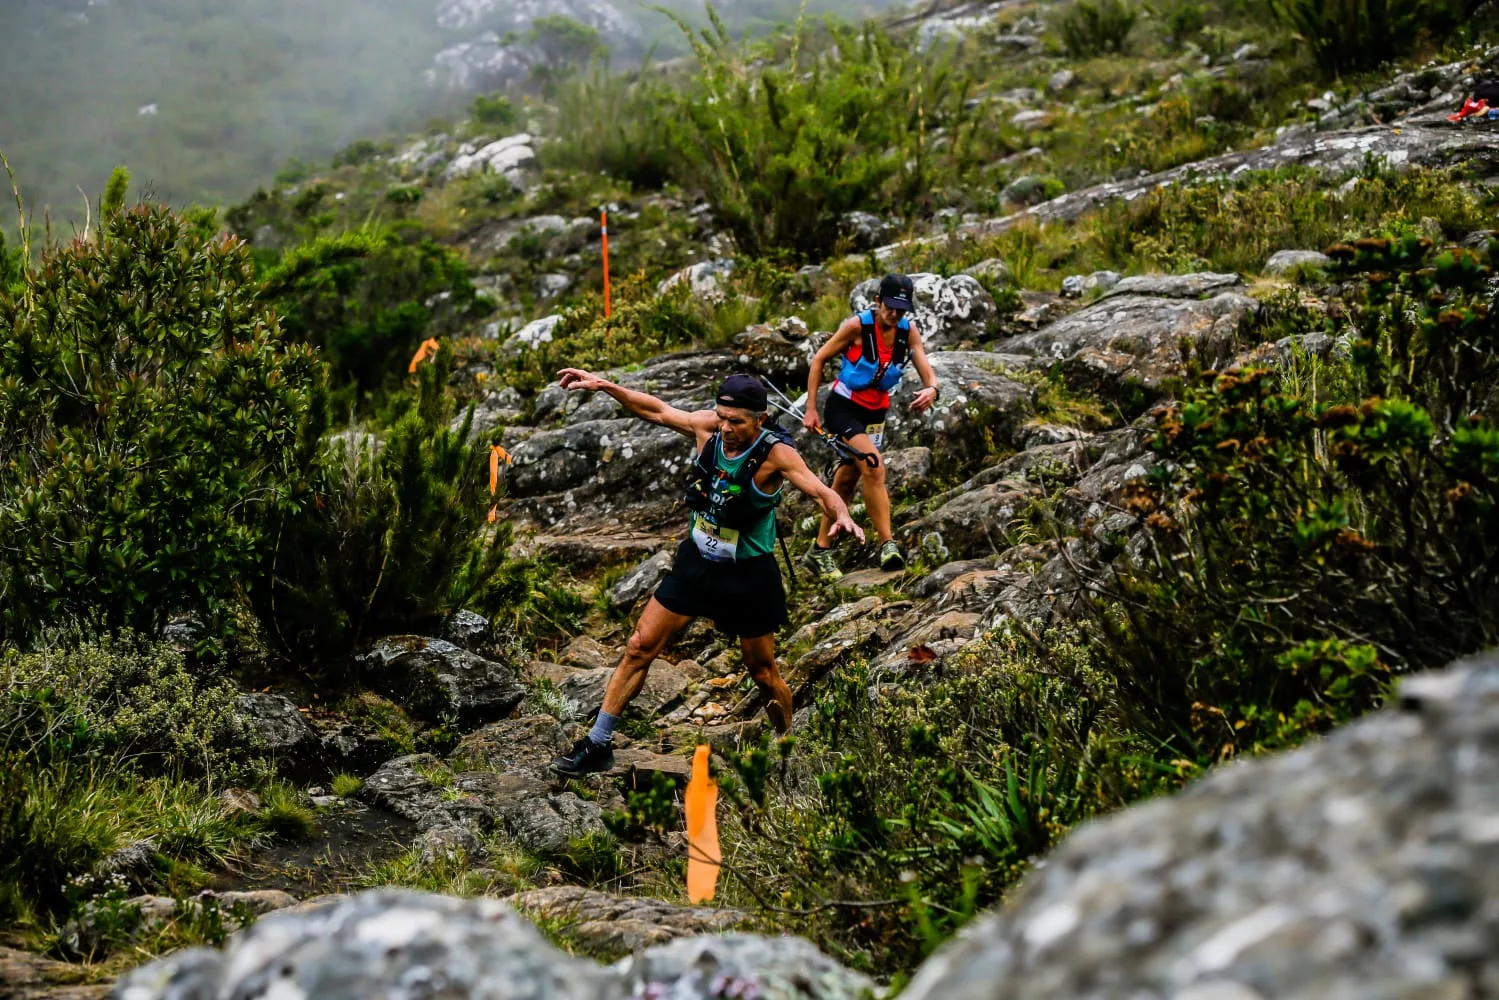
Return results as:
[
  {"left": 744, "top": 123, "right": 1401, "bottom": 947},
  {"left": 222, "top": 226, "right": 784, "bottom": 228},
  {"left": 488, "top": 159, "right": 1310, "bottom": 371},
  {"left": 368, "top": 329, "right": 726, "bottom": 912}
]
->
[{"left": 692, "top": 430, "right": 782, "bottom": 560}]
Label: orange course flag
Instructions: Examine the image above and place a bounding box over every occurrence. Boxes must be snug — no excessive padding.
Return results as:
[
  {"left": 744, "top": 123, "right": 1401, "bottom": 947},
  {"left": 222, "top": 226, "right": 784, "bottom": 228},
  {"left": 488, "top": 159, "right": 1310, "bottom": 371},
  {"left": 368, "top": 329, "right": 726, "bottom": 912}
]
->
[
  {"left": 407, "top": 337, "right": 439, "bottom": 373},
  {"left": 488, "top": 444, "right": 511, "bottom": 495},
  {"left": 685, "top": 744, "right": 721, "bottom": 903},
  {"left": 486, "top": 444, "right": 511, "bottom": 525}
]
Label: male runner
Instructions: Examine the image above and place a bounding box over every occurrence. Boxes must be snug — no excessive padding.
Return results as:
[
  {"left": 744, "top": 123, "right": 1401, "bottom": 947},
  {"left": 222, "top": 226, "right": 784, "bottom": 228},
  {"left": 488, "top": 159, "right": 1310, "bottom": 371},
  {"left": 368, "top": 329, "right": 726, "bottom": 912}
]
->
[{"left": 549, "top": 370, "right": 864, "bottom": 777}]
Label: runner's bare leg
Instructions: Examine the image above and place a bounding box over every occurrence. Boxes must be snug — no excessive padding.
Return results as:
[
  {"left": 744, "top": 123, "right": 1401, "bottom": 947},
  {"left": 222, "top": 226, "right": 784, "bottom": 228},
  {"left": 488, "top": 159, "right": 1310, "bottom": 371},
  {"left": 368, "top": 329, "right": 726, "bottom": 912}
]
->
[
  {"left": 740, "top": 633, "right": 793, "bottom": 734},
  {"left": 601, "top": 598, "right": 694, "bottom": 716}
]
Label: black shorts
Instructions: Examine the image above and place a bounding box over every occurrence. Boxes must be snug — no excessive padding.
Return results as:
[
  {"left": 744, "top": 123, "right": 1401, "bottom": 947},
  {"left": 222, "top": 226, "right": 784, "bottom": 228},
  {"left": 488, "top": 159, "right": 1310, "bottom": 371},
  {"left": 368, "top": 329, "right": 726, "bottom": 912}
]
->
[
  {"left": 653, "top": 538, "right": 789, "bottom": 639},
  {"left": 822, "top": 392, "right": 888, "bottom": 465}
]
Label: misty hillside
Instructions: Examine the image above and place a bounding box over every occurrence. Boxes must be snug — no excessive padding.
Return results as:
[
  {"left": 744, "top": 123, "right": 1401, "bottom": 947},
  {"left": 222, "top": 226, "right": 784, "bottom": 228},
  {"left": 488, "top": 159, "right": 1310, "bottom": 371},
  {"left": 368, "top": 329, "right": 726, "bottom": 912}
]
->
[
  {"left": 0, "top": 0, "right": 892, "bottom": 225},
  {"left": 6, "top": 0, "right": 1499, "bottom": 997}
]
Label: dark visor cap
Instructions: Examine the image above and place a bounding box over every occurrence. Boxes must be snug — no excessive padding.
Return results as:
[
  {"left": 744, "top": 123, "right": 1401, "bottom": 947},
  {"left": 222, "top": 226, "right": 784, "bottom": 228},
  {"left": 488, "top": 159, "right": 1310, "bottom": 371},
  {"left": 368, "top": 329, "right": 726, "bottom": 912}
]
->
[
  {"left": 880, "top": 273, "right": 915, "bottom": 311},
  {"left": 718, "top": 373, "right": 768, "bottom": 412}
]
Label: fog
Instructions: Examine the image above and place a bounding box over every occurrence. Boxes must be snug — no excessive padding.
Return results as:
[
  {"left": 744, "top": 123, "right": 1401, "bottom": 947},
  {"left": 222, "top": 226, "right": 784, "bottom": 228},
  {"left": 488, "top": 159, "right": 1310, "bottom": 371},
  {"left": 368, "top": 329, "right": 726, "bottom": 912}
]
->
[{"left": 0, "top": 0, "right": 901, "bottom": 230}]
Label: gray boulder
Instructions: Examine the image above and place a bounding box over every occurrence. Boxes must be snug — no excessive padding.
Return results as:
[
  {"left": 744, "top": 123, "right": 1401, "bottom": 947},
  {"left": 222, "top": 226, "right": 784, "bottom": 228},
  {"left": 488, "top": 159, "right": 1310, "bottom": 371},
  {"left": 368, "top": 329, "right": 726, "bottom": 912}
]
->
[
  {"left": 900, "top": 480, "right": 1043, "bottom": 560},
  {"left": 442, "top": 134, "right": 537, "bottom": 185},
  {"left": 1005, "top": 278, "right": 1257, "bottom": 399},
  {"left": 357, "top": 753, "right": 448, "bottom": 823},
  {"left": 357, "top": 636, "right": 524, "bottom": 725},
  {"left": 621, "top": 933, "right": 877, "bottom": 1000},
  {"left": 882, "top": 351, "right": 1037, "bottom": 462},
  {"left": 115, "top": 889, "right": 870, "bottom": 1000},
  {"left": 1264, "top": 249, "right": 1332, "bottom": 275},
  {"left": 902, "top": 653, "right": 1499, "bottom": 1000},
  {"left": 1060, "top": 270, "right": 1121, "bottom": 298},
  {"left": 963, "top": 257, "right": 1014, "bottom": 287},
  {"left": 508, "top": 314, "right": 564, "bottom": 351},
  {"left": 234, "top": 693, "right": 316, "bottom": 754},
  {"left": 506, "top": 417, "right": 689, "bottom": 500},
  {"left": 657, "top": 259, "right": 735, "bottom": 304},
  {"left": 1001, "top": 175, "right": 1051, "bottom": 207},
  {"left": 509, "top": 886, "right": 747, "bottom": 953},
  {"left": 442, "top": 609, "right": 492, "bottom": 651},
  {"left": 609, "top": 550, "right": 674, "bottom": 610},
  {"left": 850, "top": 272, "right": 998, "bottom": 348},
  {"left": 112, "top": 889, "right": 623, "bottom": 999},
  {"left": 841, "top": 210, "right": 893, "bottom": 250}
]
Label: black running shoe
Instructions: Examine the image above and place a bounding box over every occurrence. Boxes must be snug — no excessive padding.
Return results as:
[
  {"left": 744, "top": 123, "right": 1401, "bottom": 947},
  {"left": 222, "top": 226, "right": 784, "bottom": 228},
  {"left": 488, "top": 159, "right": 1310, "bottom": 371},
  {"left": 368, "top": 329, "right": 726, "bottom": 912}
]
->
[{"left": 549, "top": 737, "right": 615, "bottom": 777}]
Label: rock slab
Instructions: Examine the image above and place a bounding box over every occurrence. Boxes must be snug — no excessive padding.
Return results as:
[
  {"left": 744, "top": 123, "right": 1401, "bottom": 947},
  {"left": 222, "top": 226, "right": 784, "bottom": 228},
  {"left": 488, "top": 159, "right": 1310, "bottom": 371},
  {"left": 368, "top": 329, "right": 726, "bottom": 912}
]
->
[{"left": 901, "top": 652, "right": 1499, "bottom": 1000}]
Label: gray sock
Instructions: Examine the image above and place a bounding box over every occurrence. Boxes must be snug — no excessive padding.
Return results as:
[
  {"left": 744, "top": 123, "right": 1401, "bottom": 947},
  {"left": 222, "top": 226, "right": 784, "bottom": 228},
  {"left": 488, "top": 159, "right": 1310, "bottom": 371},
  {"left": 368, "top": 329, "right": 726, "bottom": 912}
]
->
[{"left": 587, "top": 710, "right": 620, "bottom": 747}]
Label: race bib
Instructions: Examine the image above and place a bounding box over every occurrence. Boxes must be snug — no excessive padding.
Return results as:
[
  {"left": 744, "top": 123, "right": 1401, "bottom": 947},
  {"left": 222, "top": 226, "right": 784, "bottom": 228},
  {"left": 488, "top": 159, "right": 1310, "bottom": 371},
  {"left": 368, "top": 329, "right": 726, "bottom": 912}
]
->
[
  {"left": 864, "top": 422, "right": 886, "bottom": 449},
  {"left": 691, "top": 514, "right": 741, "bottom": 564}
]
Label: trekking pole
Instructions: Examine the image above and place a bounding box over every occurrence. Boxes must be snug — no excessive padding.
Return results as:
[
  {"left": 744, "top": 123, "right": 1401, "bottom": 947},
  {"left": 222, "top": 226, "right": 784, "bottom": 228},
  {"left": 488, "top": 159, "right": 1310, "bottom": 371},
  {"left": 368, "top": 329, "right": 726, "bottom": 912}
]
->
[
  {"left": 763, "top": 383, "right": 878, "bottom": 469},
  {"left": 776, "top": 518, "right": 798, "bottom": 593}
]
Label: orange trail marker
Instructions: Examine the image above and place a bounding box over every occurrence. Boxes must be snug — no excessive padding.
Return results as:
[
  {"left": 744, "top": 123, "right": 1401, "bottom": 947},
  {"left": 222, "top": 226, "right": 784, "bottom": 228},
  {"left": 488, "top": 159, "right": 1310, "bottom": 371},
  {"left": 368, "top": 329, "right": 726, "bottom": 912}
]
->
[
  {"left": 407, "top": 337, "right": 439, "bottom": 373},
  {"left": 486, "top": 445, "right": 511, "bottom": 524},
  {"left": 685, "top": 744, "right": 721, "bottom": 903},
  {"left": 601, "top": 208, "right": 612, "bottom": 320}
]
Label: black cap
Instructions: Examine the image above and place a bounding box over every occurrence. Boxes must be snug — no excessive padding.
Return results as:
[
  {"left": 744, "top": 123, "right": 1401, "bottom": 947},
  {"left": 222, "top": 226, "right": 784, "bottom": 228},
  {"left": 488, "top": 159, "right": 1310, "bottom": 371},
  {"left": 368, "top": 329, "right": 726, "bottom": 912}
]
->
[
  {"left": 880, "top": 273, "right": 914, "bottom": 311},
  {"left": 717, "top": 373, "right": 768, "bottom": 412}
]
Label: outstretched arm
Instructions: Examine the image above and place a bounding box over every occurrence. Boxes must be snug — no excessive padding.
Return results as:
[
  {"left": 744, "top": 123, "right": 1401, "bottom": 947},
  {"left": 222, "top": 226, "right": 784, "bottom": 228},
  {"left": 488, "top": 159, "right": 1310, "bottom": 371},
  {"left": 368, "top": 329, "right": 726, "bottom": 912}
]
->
[
  {"left": 556, "top": 368, "right": 699, "bottom": 437},
  {"left": 907, "top": 326, "right": 940, "bottom": 413},
  {"left": 769, "top": 445, "right": 866, "bottom": 542}
]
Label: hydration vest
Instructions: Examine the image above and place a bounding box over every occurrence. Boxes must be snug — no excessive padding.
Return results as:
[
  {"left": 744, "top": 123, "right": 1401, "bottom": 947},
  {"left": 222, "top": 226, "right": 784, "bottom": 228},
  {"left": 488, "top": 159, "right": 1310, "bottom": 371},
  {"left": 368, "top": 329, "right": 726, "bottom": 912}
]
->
[
  {"left": 838, "top": 310, "right": 910, "bottom": 393},
  {"left": 682, "top": 426, "right": 793, "bottom": 530}
]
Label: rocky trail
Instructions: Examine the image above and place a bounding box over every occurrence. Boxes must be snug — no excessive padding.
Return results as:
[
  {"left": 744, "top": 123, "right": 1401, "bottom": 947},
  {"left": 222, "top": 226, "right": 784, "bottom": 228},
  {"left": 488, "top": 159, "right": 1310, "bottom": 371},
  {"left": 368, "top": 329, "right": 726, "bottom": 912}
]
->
[
  {"left": 13, "top": 14, "right": 1499, "bottom": 996},
  {"left": 78, "top": 651, "right": 1499, "bottom": 998}
]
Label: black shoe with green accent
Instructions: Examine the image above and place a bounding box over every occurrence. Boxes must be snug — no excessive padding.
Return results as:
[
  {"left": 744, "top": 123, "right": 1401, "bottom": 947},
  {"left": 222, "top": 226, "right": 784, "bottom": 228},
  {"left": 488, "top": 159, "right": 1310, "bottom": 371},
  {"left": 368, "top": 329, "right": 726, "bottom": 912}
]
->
[
  {"left": 806, "top": 545, "right": 843, "bottom": 583},
  {"left": 879, "top": 540, "right": 906, "bottom": 571},
  {"left": 549, "top": 737, "right": 615, "bottom": 777}
]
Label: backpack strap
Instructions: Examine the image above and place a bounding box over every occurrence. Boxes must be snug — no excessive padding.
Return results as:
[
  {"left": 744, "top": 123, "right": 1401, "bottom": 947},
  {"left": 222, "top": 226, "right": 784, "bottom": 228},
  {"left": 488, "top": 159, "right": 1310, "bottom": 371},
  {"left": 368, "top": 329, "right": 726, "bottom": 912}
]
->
[
  {"left": 855, "top": 311, "right": 878, "bottom": 366},
  {"left": 736, "top": 430, "right": 781, "bottom": 485},
  {"left": 892, "top": 317, "right": 911, "bottom": 368}
]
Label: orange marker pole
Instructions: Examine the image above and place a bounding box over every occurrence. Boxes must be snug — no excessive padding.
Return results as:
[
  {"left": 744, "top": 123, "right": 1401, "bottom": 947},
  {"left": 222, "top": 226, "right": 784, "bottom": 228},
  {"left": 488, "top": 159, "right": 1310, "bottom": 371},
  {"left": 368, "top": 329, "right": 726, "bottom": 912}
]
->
[{"left": 601, "top": 208, "right": 612, "bottom": 319}]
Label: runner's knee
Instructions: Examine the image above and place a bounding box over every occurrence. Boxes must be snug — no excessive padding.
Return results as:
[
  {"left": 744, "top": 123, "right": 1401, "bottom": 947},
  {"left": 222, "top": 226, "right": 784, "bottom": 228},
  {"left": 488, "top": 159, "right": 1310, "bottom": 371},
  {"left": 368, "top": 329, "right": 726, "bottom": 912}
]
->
[
  {"left": 624, "top": 629, "right": 662, "bottom": 664},
  {"left": 746, "top": 661, "right": 780, "bottom": 687},
  {"left": 860, "top": 455, "right": 886, "bottom": 483}
]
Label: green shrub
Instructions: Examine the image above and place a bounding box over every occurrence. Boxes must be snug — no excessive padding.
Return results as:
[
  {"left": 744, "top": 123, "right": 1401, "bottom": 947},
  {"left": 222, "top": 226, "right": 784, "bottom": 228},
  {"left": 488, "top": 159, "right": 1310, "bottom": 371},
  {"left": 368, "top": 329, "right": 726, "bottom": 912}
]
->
[
  {"left": 2, "top": 633, "right": 247, "bottom": 774},
  {"left": 248, "top": 351, "right": 513, "bottom": 670},
  {"left": 1053, "top": 0, "right": 1139, "bottom": 56},
  {"left": 1268, "top": 0, "right": 1480, "bottom": 74},
  {"left": 657, "top": 14, "right": 972, "bottom": 258},
  {"left": 254, "top": 228, "right": 476, "bottom": 408},
  {"left": 496, "top": 275, "right": 710, "bottom": 393},
  {"left": 713, "top": 625, "right": 1168, "bottom": 974},
  {"left": 1105, "top": 234, "right": 1499, "bottom": 758},
  {"left": 0, "top": 203, "right": 321, "bottom": 643},
  {"left": 1082, "top": 165, "right": 1486, "bottom": 276},
  {"left": 471, "top": 92, "right": 519, "bottom": 129},
  {"left": 330, "top": 773, "right": 363, "bottom": 797},
  {"left": 547, "top": 61, "right": 678, "bottom": 191}
]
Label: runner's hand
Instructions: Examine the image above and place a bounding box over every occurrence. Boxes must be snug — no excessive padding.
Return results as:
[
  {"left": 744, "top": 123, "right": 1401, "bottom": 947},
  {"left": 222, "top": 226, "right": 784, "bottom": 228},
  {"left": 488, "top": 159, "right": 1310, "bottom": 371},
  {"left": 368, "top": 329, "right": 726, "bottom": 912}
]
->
[
  {"left": 557, "top": 368, "right": 609, "bottom": 392},
  {"left": 911, "top": 387, "right": 939, "bottom": 412},
  {"left": 803, "top": 407, "right": 822, "bottom": 433},
  {"left": 829, "top": 511, "right": 865, "bottom": 543}
]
